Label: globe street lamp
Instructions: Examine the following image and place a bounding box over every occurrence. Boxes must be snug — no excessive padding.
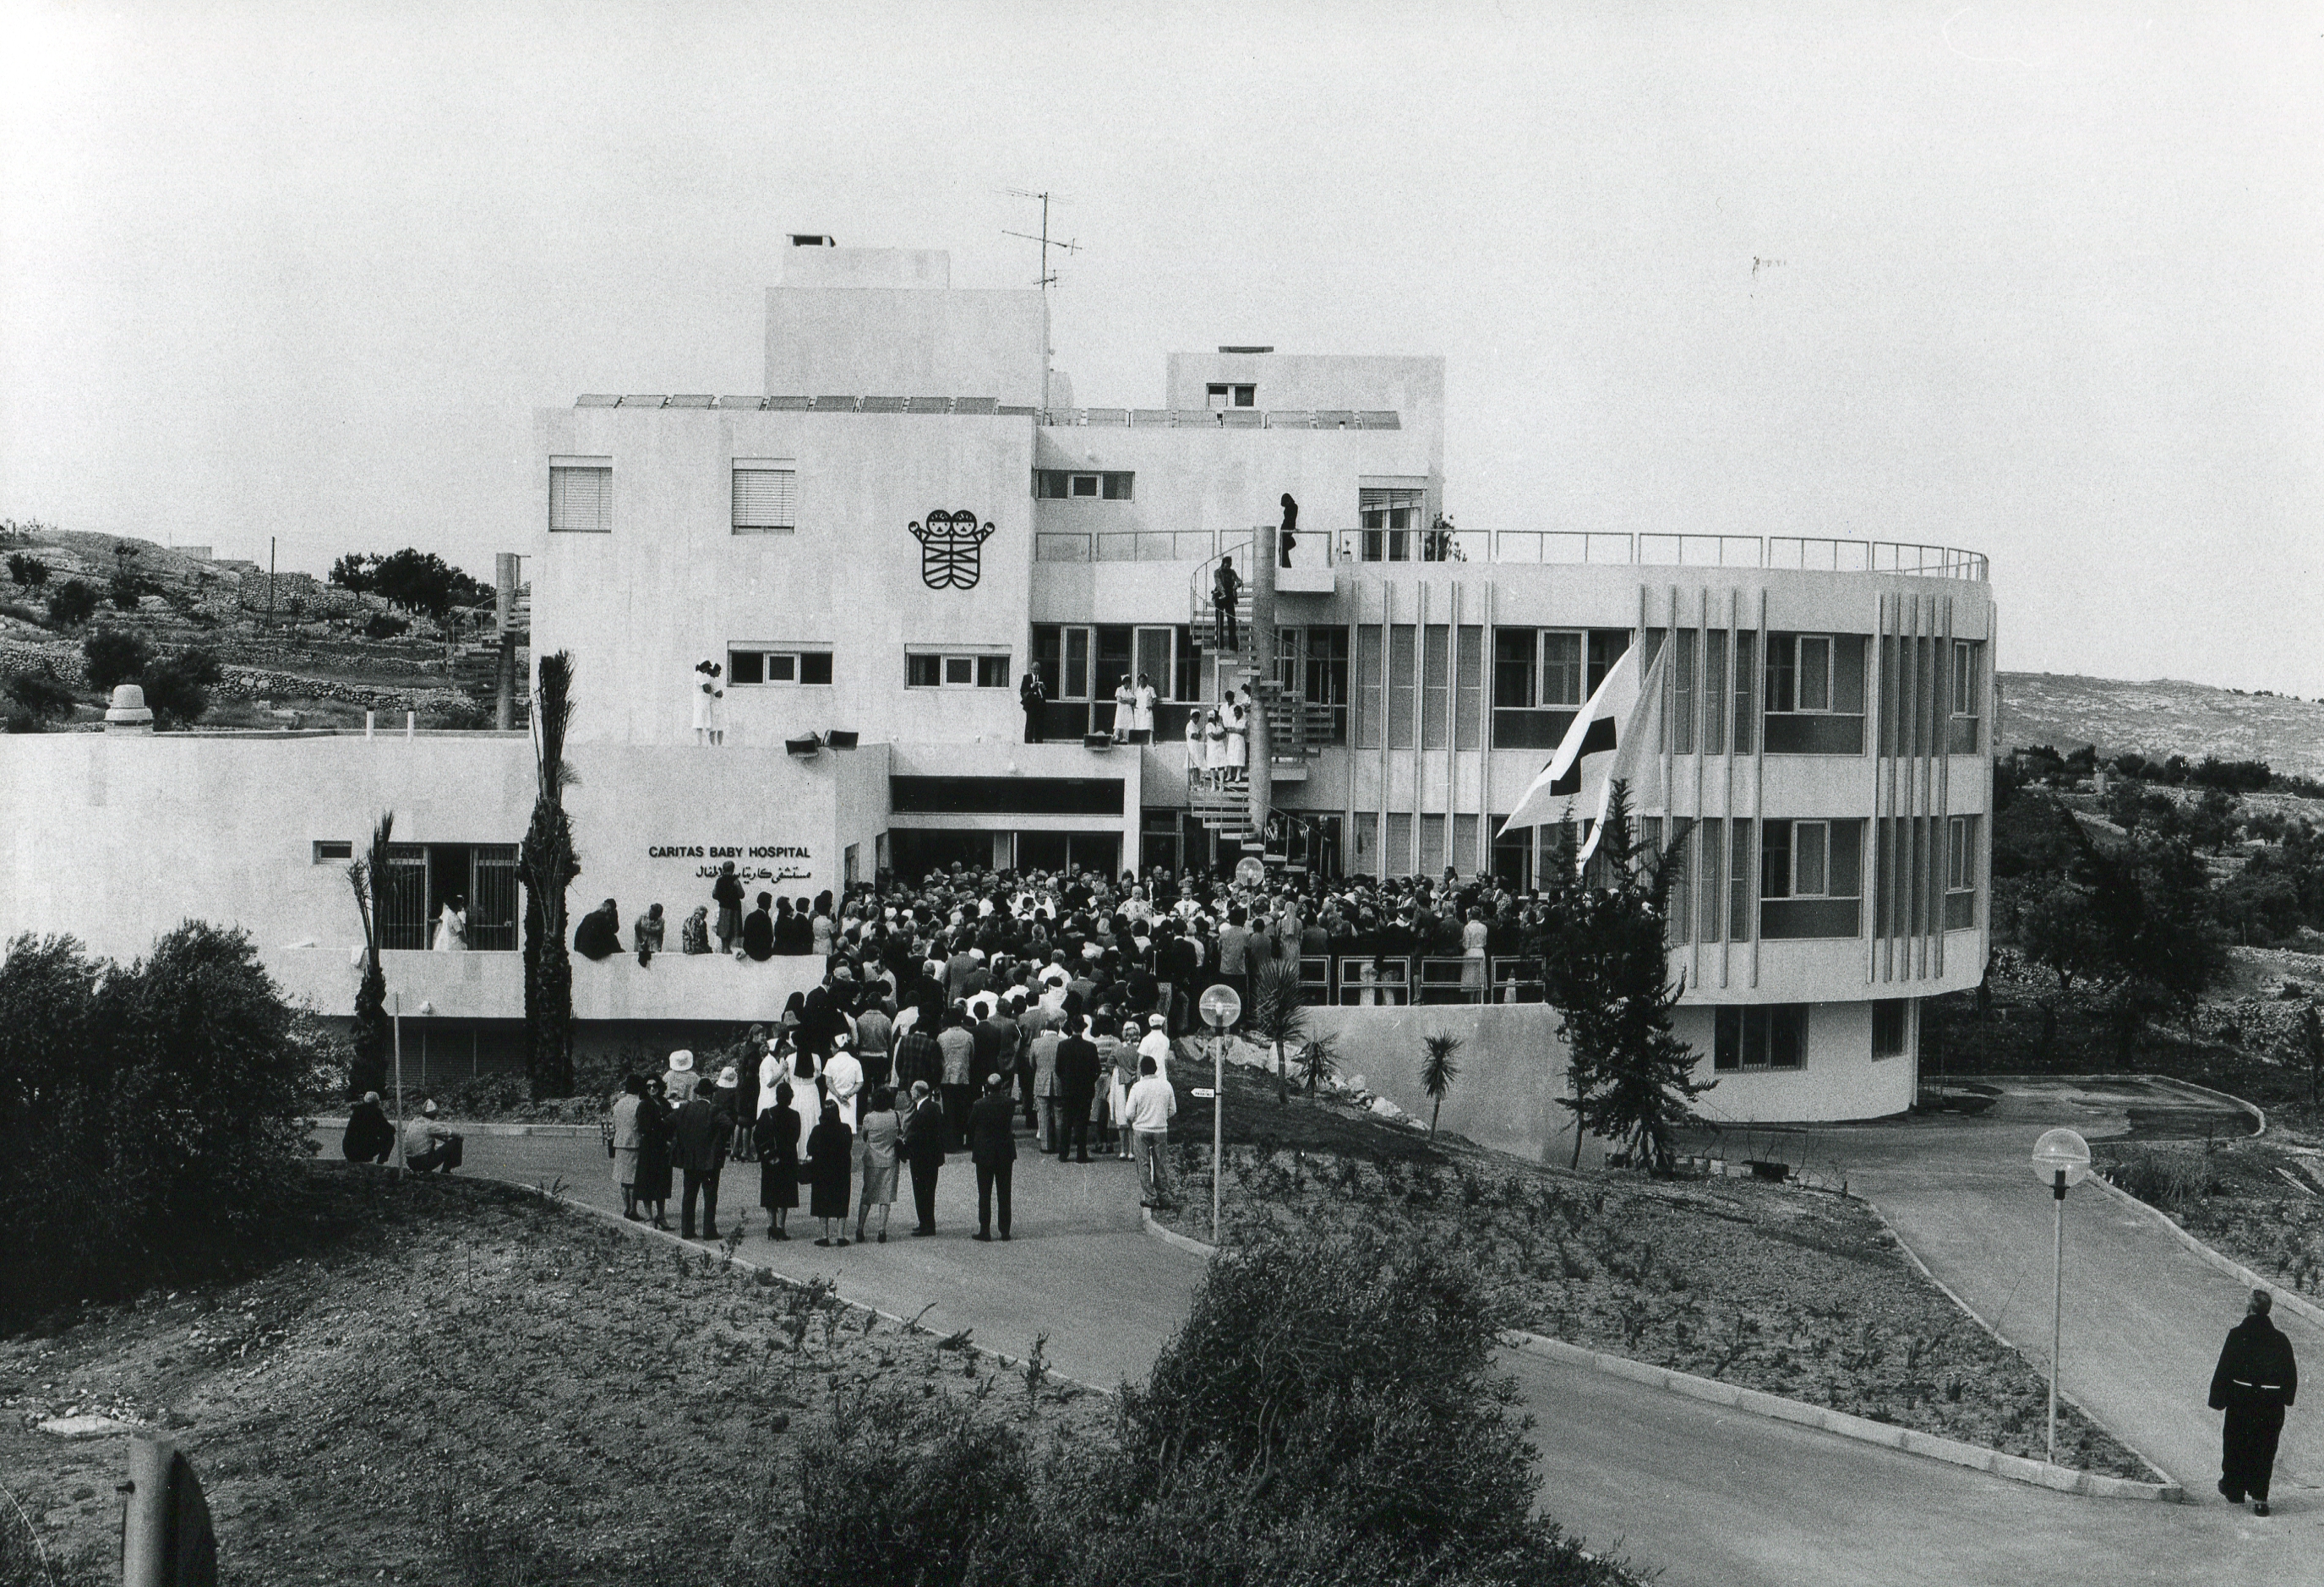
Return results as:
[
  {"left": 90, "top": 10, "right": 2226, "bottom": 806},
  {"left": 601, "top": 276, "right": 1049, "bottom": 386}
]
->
[
  {"left": 1198, "top": 983, "right": 1243, "bottom": 1246},
  {"left": 2031, "top": 1126, "right": 2092, "bottom": 1466}
]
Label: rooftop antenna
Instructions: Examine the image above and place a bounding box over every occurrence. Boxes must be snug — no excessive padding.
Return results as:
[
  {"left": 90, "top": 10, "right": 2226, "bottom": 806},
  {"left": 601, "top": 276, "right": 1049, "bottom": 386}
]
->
[{"left": 1004, "top": 189, "right": 1080, "bottom": 413}]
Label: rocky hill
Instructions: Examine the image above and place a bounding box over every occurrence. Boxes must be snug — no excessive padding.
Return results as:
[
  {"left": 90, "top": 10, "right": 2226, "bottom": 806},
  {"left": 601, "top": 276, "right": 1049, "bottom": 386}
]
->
[{"left": 2000, "top": 673, "right": 2324, "bottom": 779}]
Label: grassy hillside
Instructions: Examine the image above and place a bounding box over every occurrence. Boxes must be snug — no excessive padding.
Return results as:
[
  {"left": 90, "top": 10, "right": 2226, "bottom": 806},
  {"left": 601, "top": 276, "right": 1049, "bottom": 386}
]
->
[{"left": 2000, "top": 672, "right": 2324, "bottom": 778}]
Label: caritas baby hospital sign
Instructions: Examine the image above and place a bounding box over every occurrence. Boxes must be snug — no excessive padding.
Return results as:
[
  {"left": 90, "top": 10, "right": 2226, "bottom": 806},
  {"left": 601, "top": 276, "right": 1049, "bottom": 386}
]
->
[{"left": 646, "top": 843, "right": 815, "bottom": 885}]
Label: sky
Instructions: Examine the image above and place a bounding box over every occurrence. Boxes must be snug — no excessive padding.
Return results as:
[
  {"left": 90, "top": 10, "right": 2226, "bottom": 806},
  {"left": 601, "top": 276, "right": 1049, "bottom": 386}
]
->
[{"left": 3, "top": 1, "right": 2318, "bottom": 693}]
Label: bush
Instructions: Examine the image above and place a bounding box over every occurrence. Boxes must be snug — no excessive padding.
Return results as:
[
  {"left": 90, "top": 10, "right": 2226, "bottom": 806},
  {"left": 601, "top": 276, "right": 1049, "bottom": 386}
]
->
[
  {"left": 82, "top": 627, "right": 150, "bottom": 691},
  {"left": 5, "top": 671, "right": 78, "bottom": 725},
  {"left": 46, "top": 579, "right": 97, "bottom": 626},
  {"left": 0, "top": 924, "right": 327, "bottom": 1328},
  {"left": 6, "top": 553, "right": 46, "bottom": 588},
  {"left": 142, "top": 646, "right": 221, "bottom": 728},
  {"left": 363, "top": 611, "right": 411, "bottom": 641},
  {"left": 2105, "top": 1145, "right": 2224, "bottom": 1212}
]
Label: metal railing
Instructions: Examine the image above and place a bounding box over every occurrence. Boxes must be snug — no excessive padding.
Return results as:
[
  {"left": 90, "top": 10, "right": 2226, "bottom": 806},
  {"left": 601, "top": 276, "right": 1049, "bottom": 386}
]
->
[{"left": 1334, "top": 956, "right": 1412, "bottom": 1006}]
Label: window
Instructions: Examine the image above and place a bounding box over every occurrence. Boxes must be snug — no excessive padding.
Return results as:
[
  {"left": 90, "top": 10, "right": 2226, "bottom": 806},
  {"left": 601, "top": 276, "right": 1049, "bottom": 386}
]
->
[
  {"left": 1945, "top": 815, "right": 1981, "bottom": 929},
  {"left": 1304, "top": 627, "right": 1350, "bottom": 744},
  {"left": 1760, "top": 818, "right": 1863, "bottom": 938},
  {"left": 368, "top": 842, "right": 516, "bottom": 952},
  {"left": 1696, "top": 818, "right": 1725, "bottom": 943},
  {"left": 1492, "top": 630, "right": 1587, "bottom": 749},
  {"left": 548, "top": 459, "right": 611, "bottom": 533},
  {"left": 1873, "top": 998, "right": 1912, "bottom": 1058},
  {"left": 1716, "top": 1005, "right": 1808, "bottom": 1071},
  {"left": 1763, "top": 633, "right": 1866, "bottom": 754},
  {"left": 907, "top": 652, "right": 1010, "bottom": 689},
  {"left": 1360, "top": 488, "right": 1425, "bottom": 561},
  {"left": 730, "top": 647, "right": 832, "bottom": 685},
  {"left": 1206, "top": 383, "right": 1256, "bottom": 409},
  {"left": 732, "top": 461, "right": 797, "bottom": 533},
  {"left": 1454, "top": 625, "right": 1484, "bottom": 750},
  {"left": 1702, "top": 630, "right": 1729, "bottom": 755},
  {"left": 1034, "top": 470, "right": 1133, "bottom": 500},
  {"left": 1356, "top": 627, "right": 1385, "bottom": 750},
  {"left": 1668, "top": 629, "right": 1696, "bottom": 755},
  {"left": 1949, "top": 640, "right": 1983, "bottom": 755},
  {"left": 1421, "top": 624, "right": 1451, "bottom": 750},
  {"left": 312, "top": 840, "right": 352, "bottom": 864},
  {"left": 1732, "top": 630, "right": 1757, "bottom": 754},
  {"left": 1388, "top": 624, "right": 1417, "bottom": 748}
]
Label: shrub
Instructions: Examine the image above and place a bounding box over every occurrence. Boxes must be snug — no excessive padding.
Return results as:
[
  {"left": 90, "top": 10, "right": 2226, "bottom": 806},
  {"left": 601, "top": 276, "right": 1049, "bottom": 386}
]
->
[
  {"left": 5, "top": 671, "right": 77, "bottom": 726},
  {"left": 363, "top": 611, "right": 411, "bottom": 641},
  {"left": 142, "top": 646, "right": 221, "bottom": 728},
  {"left": 6, "top": 553, "right": 46, "bottom": 588},
  {"left": 0, "top": 924, "right": 327, "bottom": 1328},
  {"left": 46, "top": 579, "right": 97, "bottom": 626},
  {"left": 2105, "top": 1145, "right": 2223, "bottom": 1211},
  {"left": 82, "top": 627, "right": 150, "bottom": 691}
]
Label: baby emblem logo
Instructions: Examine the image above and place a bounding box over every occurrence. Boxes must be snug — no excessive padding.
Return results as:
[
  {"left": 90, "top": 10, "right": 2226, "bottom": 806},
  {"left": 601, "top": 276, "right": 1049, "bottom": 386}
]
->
[{"left": 908, "top": 510, "right": 996, "bottom": 591}]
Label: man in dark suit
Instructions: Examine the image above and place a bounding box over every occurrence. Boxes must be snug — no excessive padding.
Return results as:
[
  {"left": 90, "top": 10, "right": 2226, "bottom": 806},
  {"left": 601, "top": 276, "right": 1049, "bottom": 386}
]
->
[
  {"left": 673, "top": 1072, "right": 737, "bottom": 1239},
  {"left": 901, "top": 1080, "right": 946, "bottom": 1236},
  {"left": 741, "top": 892, "right": 776, "bottom": 961},
  {"left": 1052, "top": 1018, "right": 1101, "bottom": 1164},
  {"left": 968, "top": 1073, "right": 1018, "bottom": 1241},
  {"left": 572, "top": 899, "right": 621, "bottom": 961},
  {"left": 2211, "top": 1289, "right": 2299, "bottom": 1513},
  {"left": 341, "top": 1092, "right": 394, "bottom": 1163}
]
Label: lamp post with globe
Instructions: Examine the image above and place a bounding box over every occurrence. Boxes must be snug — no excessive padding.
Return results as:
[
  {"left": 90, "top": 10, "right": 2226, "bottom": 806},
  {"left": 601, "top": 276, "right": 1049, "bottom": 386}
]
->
[
  {"left": 1198, "top": 983, "right": 1242, "bottom": 1246},
  {"left": 2031, "top": 1126, "right": 2092, "bottom": 1466}
]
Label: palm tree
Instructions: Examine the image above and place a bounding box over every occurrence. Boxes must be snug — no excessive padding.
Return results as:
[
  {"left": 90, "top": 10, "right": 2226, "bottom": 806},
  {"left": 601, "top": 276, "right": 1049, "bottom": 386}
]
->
[
  {"left": 1296, "top": 1032, "right": 1339, "bottom": 1096},
  {"left": 1249, "top": 960, "right": 1309, "bottom": 1104},
  {"left": 1420, "top": 1030, "right": 1462, "bottom": 1136},
  {"left": 345, "top": 810, "right": 395, "bottom": 1097},
  {"left": 518, "top": 652, "right": 581, "bottom": 1099}
]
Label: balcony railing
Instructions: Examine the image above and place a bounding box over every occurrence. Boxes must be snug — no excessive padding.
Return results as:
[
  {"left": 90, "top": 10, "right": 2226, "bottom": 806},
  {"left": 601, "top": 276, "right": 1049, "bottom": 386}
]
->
[{"left": 1033, "top": 524, "right": 1988, "bottom": 581}]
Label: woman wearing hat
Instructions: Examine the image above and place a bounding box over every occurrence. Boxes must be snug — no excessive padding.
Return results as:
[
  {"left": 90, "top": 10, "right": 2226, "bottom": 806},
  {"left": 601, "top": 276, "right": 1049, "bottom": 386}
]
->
[
  {"left": 805, "top": 1100, "right": 854, "bottom": 1246},
  {"left": 663, "top": 1049, "right": 700, "bottom": 1104},
  {"left": 634, "top": 1077, "right": 675, "bottom": 1230},
  {"left": 754, "top": 1077, "right": 800, "bottom": 1241}
]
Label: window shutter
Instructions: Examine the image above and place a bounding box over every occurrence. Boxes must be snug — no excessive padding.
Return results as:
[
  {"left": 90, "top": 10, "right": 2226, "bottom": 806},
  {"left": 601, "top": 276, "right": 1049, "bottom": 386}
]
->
[
  {"left": 548, "top": 466, "right": 612, "bottom": 533},
  {"left": 732, "top": 466, "right": 797, "bottom": 532}
]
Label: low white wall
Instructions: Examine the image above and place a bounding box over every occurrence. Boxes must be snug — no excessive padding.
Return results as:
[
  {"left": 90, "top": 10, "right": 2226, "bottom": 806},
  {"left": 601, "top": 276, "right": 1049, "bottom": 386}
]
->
[
  {"left": 262, "top": 946, "right": 826, "bottom": 1027},
  {"left": 1301, "top": 1002, "right": 1592, "bottom": 1166}
]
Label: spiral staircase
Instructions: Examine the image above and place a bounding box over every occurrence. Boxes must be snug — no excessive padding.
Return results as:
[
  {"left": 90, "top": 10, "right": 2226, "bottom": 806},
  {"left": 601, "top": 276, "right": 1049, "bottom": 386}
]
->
[{"left": 1183, "top": 545, "right": 1336, "bottom": 859}]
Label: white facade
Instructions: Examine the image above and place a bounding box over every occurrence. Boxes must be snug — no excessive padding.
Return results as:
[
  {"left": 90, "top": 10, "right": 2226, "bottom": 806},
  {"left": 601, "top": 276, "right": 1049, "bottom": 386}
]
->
[{"left": 0, "top": 242, "right": 1995, "bottom": 1131}]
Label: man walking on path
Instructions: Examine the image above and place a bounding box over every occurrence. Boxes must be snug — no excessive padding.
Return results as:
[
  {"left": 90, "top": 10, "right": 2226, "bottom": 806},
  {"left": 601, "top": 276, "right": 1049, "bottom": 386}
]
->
[
  {"left": 969, "top": 1073, "right": 1018, "bottom": 1241},
  {"left": 2211, "top": 1288, "right": 2299, "bottom": 1513},
  {"left": 1124, "top": 1055, "right": 1177, "bottom": 1208},
  {"left": 901, "top": 1081, "right": 946, "bottom": 1236}
]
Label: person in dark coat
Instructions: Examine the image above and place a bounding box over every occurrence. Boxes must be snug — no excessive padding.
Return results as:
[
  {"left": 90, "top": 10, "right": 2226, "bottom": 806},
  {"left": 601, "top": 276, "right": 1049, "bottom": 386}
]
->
[
  {"left": 805, "top": 1100, "right": 854, "bottom": 1246},
  {"left": 1019, "top": 670, "right": 1045, "bottom": 744},
  {"left": 1277, "top": 492, "right": 1298, "bottom": 567},
  {"left": 573, "top": 899, "right": 621, "bottom": 961},
  {"left": 673, "top": 1075, "right": 735, "bottom": 1240},
  {"left": 1053, "top": 1020, "right": 1101, "bottom": 1164},
  {"left": 741, "top": 893, "right": 777, "bottom": 961},
  {"left": 634, "top": 1077, "right": 674, "bottom": 1230},
  {"left": 341, "top": 1092, "right": 394, "bottom": 1163},
  {"left": 900, "top": 1080, "right": 947, "bottom": 1236},
  {"left": 2211, "top": 1288, "right": 2299, "bottom": 1513},
  {"left": 712, "top": 861, "right": 746, "bottom": 953},
  {"left": 754, "top": 1083, "right": 800, "bottom": 1241},
  {"left": 968, "top": 1072, "right": 1018, "bottom": 1241}
]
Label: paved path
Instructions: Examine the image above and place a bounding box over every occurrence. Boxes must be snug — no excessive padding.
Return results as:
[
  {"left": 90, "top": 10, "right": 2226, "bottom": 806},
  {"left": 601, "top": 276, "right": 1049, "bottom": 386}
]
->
[
  {"left": 465, "top": 1132, "right": 1203, "bottom": 1391},
  {"left": 1800, "top": 1078, "right": 2322, "bottom": 1499}
]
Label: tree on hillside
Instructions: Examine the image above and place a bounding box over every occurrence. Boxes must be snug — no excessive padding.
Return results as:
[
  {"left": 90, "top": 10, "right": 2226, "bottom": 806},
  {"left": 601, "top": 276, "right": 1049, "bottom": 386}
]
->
[
  {"left": 141, "top": 647, "right": 220, "bottom": 728},
  {"left": 1419, "top": 1031, "right": 1461, "bottom": 1135},
  {"left": 82, "top": 629, "right": 150, "bottom": 692},
  {"left": 2301, "top": 1001, "right": 2323, "bottom": 1108},
  {"left": 1547, "top": 783, "right": 1711, "bottom": 1172},
  {"left": 519, "top": 652, "right": 581, "bottom": 1099},
  {"left": 330, "top": 548, "right": 489, "bottom": 626},
  {"left": 46, "top": 580, "right": 96, "bottom": 627},
  {"left": 2017, "top": 879, "right": 2105, "bottom": 990},
  {"left": 4, "top": 672, "right": 77, "bottom": 730},
  {"left": 7, "top": 553, "right": 47, "bottom": 589},
  {"left": 1248, "top": 960, "right": 1308, "bottom": 1104},
  {"left": 344, "top": 811, "right": 396, "bottom": 1099},
  {"left": 2063, "top": 812, "right": 2226, "bottom": 1066}
]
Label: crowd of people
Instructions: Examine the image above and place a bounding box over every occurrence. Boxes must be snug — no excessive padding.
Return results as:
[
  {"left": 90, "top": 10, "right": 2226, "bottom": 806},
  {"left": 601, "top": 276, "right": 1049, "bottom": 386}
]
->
[{"left": 569, "top": 859, "right": 1551, "bottom": 1246}]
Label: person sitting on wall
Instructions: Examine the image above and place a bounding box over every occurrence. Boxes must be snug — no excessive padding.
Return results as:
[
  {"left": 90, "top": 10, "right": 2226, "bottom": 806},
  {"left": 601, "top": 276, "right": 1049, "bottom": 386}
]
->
[
  {"left": 573, "top": 899, "right": 621, "bottom": 961},
  {"left": 679, "top": 905, "right": 712, "bottom": 954},
  {"left": 635, "top": 903, "right": 667, "bottom": 966},
  {"left": 742, "top": 892, "right": 777, "bottom": 961},
  {"left": 712, "top": 861, "right": 745, "bottom": 954},
  {"left": 402, "top": 1099, "right": 461, "bottom": 1173},
  {"left": 341, "top": 1091, "right": 394, "bottom": 1164},
  {"left": 773, "top": 897, "right": 816, "bottom": 955}
]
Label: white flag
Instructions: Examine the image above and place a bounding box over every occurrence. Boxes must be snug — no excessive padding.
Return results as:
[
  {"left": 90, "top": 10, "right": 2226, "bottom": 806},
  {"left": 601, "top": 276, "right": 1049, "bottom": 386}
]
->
[{"left": 1498, "top": 642, "right": 1667, "bottom": 844}]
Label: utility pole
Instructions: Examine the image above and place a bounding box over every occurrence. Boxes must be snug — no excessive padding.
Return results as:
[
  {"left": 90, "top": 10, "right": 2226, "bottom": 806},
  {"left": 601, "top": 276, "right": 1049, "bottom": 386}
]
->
[{"left": 1003, "top": 190, "right": 1080, "bottom": 415}]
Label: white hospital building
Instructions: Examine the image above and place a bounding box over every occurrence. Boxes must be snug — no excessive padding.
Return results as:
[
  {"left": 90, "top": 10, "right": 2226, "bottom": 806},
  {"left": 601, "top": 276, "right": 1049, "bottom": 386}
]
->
[{"left": 0, "top": 242, "right": 1995, "bottom": 1150}]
